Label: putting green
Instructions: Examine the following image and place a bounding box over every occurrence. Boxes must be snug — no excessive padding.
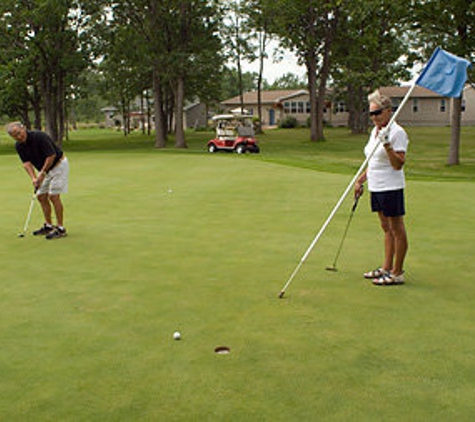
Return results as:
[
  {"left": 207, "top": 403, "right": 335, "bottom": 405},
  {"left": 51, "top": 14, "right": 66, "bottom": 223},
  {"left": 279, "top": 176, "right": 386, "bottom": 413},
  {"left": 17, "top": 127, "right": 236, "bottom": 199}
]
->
[{"left": 1, "top": 150, "right": 474, "bottom": 420}]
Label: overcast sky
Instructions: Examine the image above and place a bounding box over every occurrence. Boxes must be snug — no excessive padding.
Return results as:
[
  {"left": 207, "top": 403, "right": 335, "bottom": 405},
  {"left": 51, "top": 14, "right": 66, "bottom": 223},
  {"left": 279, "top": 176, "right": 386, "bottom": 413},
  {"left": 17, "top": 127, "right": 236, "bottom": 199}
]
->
[{"left": 240, "top": 41, "right": 307, "bottom": 84}]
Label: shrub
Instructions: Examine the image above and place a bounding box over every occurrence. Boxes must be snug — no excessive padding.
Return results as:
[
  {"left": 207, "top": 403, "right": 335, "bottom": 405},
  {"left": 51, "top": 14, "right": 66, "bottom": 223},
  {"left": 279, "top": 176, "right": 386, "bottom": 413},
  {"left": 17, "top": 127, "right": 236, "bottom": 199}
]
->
[{"left": 279, "top": 116, "right": 298, "bottom": 129}]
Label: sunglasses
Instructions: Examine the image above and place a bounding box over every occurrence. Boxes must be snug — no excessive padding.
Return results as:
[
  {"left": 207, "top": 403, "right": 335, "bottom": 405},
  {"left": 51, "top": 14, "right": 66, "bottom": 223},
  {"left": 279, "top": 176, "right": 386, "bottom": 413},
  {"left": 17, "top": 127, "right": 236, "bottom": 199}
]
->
[{"left": 369, "top": 107, "right": 389, "bottom": 117}]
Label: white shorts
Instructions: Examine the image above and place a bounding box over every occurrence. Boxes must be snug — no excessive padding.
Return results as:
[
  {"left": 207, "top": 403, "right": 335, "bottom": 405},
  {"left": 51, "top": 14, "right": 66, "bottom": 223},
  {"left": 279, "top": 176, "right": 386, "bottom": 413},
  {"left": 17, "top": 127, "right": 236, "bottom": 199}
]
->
[{"left": 38, "top": 157, "right": 69, "bottom": 195}]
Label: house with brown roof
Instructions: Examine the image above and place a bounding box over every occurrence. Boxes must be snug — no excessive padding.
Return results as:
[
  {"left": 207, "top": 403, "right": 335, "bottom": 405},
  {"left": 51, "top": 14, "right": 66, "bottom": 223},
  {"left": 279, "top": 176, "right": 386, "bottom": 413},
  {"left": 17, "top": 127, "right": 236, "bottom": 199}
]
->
[
  {"left": 221, "top": 86, "right": 475, "bottom": 127},
  {"left": 380, "top": 86, "right": 475, "bottom": 126},
  {"left": 221, "top": 90, "right": 308, "bottom": 126}
]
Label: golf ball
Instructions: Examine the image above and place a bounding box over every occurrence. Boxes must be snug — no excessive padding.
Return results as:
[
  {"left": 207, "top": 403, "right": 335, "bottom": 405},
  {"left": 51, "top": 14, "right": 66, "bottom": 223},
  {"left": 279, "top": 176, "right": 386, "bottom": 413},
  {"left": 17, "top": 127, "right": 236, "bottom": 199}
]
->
[{"left": 173, "top": 331, "right": 181, "bottom": 340}]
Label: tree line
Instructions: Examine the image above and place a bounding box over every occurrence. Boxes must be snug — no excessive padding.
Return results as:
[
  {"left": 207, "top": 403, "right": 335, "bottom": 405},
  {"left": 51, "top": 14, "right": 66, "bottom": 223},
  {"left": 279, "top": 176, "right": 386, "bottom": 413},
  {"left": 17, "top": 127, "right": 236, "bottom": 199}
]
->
[{"left": 0, "top": 0, "right": 473, "bottom": 161}]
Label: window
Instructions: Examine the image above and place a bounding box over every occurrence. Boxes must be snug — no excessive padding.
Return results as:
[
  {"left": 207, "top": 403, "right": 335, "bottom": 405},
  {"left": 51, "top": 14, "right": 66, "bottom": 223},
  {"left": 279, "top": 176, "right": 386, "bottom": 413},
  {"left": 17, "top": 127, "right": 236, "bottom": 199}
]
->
[
  {"left": 440, "top": 99, "right": 446, "bottom": 112},
  {"left": 291, "top": 102, "right": 297, "bottom": 113},
  {"left": 334, "top": 101, "right": 346, "bottom": 113},
  {"left": 297, "top": 102, "right": 304, "bottom": 113},
  {"left": 284, "top": 102, "right": 290, "bottom": 113},
  {"left": 306, "top": 102, "right": 311, "bottom": 113},
  {"left": 392, "top": 99, "right": 401, "bottom": 112},
  {"left": 462, "top": 99, "right": 466, "bottom": 112},
  {"left": 412, "top": 98, "right": 418, "bottom": 112}
]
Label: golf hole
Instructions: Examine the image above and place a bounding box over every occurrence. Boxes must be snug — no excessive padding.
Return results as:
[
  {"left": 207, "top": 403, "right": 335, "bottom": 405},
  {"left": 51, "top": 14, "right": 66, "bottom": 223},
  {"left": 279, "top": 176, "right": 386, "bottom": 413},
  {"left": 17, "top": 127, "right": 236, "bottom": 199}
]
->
[{"left": 214, "top": 346, "right": 230, "bottom": 355}]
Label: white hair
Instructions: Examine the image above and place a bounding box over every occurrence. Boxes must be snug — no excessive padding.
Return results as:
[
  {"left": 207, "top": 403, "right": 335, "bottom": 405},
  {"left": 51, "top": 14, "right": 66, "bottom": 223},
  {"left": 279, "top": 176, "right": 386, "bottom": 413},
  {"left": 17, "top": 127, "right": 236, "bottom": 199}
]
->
[
  {"left": 6, "top": 122, "right": 24, "bottom": 135},
  {"left": 368, "top": 90, "right": 391, "bottom": 109}
]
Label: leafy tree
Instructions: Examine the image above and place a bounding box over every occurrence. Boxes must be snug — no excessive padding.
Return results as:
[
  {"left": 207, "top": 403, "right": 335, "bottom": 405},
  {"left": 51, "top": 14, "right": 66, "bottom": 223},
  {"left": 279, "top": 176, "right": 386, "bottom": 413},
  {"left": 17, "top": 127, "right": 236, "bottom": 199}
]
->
[
  {"left": 220, "top": 67, "right": 258, "bottom": 101},
  {"left": 0, "top": 1, "right": 43, "bottom": 129},
  {"left": 258, "top": 0, "right": 343, "bottom": 142},
  {"left": 263, "top": 73, "right": 307, "bottom": 90},
  {"left": 0, "top": 0, "right": 101, "bottom": 144},
  {"left": 98, "top": 18, "right": 150, "bottom": 135},
  {"left": 331, "top": 0, "right": 413, "bottom": 134},
  {"left": 72, "top": 69, "right": 109, "bottom": 124},
  {"left": 168, "top": 0, "right": 223, "bottom": 148},
  {"left": 103, "top": 0, "right": 223, "bottom": 148}
]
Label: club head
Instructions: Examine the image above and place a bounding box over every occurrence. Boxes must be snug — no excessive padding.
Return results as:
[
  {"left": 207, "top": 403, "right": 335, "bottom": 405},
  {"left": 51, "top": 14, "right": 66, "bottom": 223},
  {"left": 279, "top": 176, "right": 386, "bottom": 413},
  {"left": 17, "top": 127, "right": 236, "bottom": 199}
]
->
[
  {"left": 278, "top": 291, "right": 285, "bottom": 299},
  {"left": 326, "top": 266, "right": 338, "bottom": 272}
]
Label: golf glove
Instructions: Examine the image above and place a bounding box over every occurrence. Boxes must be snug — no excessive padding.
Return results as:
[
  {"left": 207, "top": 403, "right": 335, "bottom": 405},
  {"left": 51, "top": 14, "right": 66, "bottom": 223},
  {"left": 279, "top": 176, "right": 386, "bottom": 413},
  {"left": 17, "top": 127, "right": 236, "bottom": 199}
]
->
[{"left": 378, "top": 128, "right": 390, "bottom": 146}]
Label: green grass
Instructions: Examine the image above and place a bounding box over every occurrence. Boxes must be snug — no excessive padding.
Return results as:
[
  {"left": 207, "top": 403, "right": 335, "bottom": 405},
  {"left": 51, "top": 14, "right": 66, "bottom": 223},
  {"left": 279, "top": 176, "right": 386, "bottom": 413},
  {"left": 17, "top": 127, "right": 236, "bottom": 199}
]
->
[{"left": 0, "top": 127, "right": 475, "bottom": 420}]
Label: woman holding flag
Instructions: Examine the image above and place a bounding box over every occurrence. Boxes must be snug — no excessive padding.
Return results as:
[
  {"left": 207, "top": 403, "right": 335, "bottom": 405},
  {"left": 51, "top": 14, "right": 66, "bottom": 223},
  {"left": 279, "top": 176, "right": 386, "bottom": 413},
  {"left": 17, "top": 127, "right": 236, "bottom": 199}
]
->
[
  {"left": 278, "top": 48, "right": 470, "bottom": 297},
  {"left": 355, "top": 90, "right": 409, "bottom": 285}
]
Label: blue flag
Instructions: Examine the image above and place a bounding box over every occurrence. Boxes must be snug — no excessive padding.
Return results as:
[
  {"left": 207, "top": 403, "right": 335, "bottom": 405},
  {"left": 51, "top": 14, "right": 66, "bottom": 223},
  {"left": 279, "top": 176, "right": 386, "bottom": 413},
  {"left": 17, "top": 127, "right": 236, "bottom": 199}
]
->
[{"left": 416, "top": 47, "right": 471, "bottom": 98}]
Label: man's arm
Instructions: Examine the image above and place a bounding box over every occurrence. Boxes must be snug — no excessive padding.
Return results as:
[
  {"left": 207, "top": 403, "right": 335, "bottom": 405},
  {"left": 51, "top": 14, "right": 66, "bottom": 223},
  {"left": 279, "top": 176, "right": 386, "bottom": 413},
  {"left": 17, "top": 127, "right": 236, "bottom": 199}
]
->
[{"left": 25, "top": 154, "right": 55, "bottom": 189}]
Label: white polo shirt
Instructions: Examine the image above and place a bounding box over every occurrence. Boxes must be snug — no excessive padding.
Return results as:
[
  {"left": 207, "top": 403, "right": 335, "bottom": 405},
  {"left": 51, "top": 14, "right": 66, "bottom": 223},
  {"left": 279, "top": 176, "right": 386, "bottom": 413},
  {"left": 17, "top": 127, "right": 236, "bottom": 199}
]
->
[{"left": 364, "top": 122, "right": 409, "bottom": 192}]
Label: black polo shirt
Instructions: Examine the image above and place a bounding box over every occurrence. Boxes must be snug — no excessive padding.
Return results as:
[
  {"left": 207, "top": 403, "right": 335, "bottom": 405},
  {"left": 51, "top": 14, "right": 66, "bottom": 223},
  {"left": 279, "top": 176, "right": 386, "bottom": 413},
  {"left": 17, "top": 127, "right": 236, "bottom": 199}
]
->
[{"left": 15, "top": 130, "right": 63, "bottom": 172}]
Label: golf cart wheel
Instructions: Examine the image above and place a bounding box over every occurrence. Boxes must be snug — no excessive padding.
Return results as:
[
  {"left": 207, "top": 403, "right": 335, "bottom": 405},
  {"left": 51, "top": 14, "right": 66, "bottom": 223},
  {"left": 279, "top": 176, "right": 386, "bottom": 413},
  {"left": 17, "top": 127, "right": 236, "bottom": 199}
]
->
[
  {"left": 235, "top": 144, "right": 246, "bottom": 154},
  {"left": 208, "top": 144, "right": 217, "bottom": 153}
]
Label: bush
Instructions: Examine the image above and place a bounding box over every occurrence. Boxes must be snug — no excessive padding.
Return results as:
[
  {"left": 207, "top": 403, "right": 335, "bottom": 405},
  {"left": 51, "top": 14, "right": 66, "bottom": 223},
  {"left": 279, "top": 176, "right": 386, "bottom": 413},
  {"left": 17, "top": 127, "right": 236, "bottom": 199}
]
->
[{"left": 279, "top": 116, "right": 298, "bottom": 129}]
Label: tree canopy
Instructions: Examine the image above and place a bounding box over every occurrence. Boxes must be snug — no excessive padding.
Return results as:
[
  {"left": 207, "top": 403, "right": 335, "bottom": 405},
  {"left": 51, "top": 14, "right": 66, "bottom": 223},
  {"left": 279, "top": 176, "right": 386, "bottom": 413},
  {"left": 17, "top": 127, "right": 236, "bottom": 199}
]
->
[{"left": 0, "top": 0, "right": 473, "bottom": 159}]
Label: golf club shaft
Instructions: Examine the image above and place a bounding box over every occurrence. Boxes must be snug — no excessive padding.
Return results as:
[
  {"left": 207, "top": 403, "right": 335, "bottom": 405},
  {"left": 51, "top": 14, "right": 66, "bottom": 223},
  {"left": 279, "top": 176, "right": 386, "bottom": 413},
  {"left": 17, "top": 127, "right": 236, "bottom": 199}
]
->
[
  {"left": 329, "top": 200, "right": 358, "bottom": 269},
  {"left": 20, "top": 190, "right": 38, "bottom": 236}
]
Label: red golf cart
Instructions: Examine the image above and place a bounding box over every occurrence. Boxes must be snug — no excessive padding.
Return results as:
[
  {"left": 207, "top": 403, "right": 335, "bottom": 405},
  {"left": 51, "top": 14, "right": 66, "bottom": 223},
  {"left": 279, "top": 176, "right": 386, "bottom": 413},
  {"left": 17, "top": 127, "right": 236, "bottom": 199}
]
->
[{"left": 207, "top": 114, "right": 260, "bottom": 154}]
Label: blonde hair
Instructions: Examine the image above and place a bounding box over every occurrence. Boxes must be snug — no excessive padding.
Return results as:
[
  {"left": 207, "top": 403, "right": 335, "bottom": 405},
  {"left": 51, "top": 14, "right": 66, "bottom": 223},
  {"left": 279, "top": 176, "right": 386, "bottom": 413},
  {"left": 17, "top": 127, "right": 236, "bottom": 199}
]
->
[{"left": 368, "top": 90, "right": 391, "bottom": 109}]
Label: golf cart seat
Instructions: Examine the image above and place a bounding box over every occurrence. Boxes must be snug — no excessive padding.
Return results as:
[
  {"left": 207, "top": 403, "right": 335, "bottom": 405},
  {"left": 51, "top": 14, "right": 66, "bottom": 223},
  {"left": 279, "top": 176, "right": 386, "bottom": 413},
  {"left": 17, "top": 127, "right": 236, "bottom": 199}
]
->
[
  {"left": 237, "top": 126, "right": 254, "bottom": 137},
  {"left": 217, "top": 127, "right": 236, "bottom": 140}
]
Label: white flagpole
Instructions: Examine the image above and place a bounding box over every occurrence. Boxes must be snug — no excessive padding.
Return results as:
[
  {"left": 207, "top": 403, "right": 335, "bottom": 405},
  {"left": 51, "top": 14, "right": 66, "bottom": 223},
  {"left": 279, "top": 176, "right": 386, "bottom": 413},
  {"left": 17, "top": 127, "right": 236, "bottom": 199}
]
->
[{"left": 278, "top": 81, "right": 418, "bottom": 298}]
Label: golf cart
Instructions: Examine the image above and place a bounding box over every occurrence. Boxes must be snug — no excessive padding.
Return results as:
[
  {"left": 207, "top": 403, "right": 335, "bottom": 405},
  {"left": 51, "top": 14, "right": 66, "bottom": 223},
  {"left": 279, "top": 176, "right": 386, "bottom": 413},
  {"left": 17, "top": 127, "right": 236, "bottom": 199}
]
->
[{"left": 207, "top": 114, "right": 260, "bottom": 154}]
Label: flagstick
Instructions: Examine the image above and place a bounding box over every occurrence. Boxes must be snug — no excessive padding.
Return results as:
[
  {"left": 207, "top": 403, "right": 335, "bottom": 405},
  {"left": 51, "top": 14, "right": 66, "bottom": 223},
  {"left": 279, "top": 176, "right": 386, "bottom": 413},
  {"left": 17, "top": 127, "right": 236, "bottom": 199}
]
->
[{"left": 278, "top": 82, "right": 417, "bottom": 299}]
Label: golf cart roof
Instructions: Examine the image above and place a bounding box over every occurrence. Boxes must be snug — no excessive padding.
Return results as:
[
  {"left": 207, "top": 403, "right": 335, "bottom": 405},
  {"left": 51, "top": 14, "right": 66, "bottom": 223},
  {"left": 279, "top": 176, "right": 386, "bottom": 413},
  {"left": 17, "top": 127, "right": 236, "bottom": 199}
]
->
[{"left": 212, "top": 114, "right": 252, "bottom": 121}]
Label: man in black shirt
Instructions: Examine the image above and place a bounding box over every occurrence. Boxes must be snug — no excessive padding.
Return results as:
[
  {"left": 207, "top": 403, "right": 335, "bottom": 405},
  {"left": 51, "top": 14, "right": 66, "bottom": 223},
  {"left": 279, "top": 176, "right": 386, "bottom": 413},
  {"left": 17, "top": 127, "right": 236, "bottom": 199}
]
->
[{"left": 7, "top": 122, "right": 69, "bottom": 239}]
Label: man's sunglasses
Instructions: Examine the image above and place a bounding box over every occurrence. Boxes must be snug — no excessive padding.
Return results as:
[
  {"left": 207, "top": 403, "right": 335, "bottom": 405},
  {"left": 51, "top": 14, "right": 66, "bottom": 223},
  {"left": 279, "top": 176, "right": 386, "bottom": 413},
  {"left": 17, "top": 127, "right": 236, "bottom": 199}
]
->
[{"left": 369, "top": 108, "right": 388, "bottom": 117}]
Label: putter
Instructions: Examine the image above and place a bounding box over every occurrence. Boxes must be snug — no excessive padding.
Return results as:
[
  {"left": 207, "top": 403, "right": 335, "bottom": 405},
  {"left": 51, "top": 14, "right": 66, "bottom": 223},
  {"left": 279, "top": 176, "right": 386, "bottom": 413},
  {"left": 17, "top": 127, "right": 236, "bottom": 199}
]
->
[
  {"left": 18, "top": 190, "right": 37, "bottom": 238},
  {"left": 326, "top": 187, "right": 363, "bottom": 272}
]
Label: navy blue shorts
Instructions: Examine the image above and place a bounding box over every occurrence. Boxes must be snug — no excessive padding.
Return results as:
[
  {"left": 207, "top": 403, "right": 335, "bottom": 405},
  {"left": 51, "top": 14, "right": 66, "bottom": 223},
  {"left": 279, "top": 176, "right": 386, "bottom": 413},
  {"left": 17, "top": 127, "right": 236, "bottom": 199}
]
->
[{"left": 371, "top": 189, "right": 405, "bottom": 217}]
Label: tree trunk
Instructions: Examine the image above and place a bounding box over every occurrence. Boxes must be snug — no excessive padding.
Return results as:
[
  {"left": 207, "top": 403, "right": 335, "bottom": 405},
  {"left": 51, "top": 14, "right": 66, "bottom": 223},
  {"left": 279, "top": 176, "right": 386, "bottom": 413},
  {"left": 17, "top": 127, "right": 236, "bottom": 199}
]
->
[
  {"left": 316, "top": 76, "right": 327, "bottom": 141},
  {"left": 121, "top": 96, "right": 128, "bottom": 137},
  {"left": 256, "top": 30, "right": 266, "bottom": 133},
  {"left": 306, "top": 51, "right": 318, "bottom": 142},
  {"left": 20, "top": 97, "right": 31, "bottom": 129},
  {"left": 32, "top": 83, "right": 42, "bottom": 130},
  {"left": 448, "top": 96, "right": 462, "bottom": 165},
  {"left": 348, "top": 84, "right": 367, "bottom": 134},
  {"left": 57, "top": 71, "right": 65, "bottom": 147},
  {"left": 174, "top": 76, "right": 187, "bottom": 148},
  {"left": 167, "top": 89, "right": 174, "bottom": 135},
  {"left": 316, "top": 8, "right": 339, "bottom": 141},
  {"left": 140, "top": 93, "right": 146, "bottom": 134},
  {"left": 153, "top": 66, "right": 167, "bottom": 148},
  {"left": 234, "top": 17, "right": 245, "bottom": 114},
  {"left": 237, "top": 56, "right": 244, "bottom": 113},
  {"left": 42, "top": 72, "right": 59, "bottom": 143},
  {"left": 146, "top": 91, "right": 152, "bottom": 135},
  {"left": 304, "top": 3, "right": 319, "bottom": 142}
]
